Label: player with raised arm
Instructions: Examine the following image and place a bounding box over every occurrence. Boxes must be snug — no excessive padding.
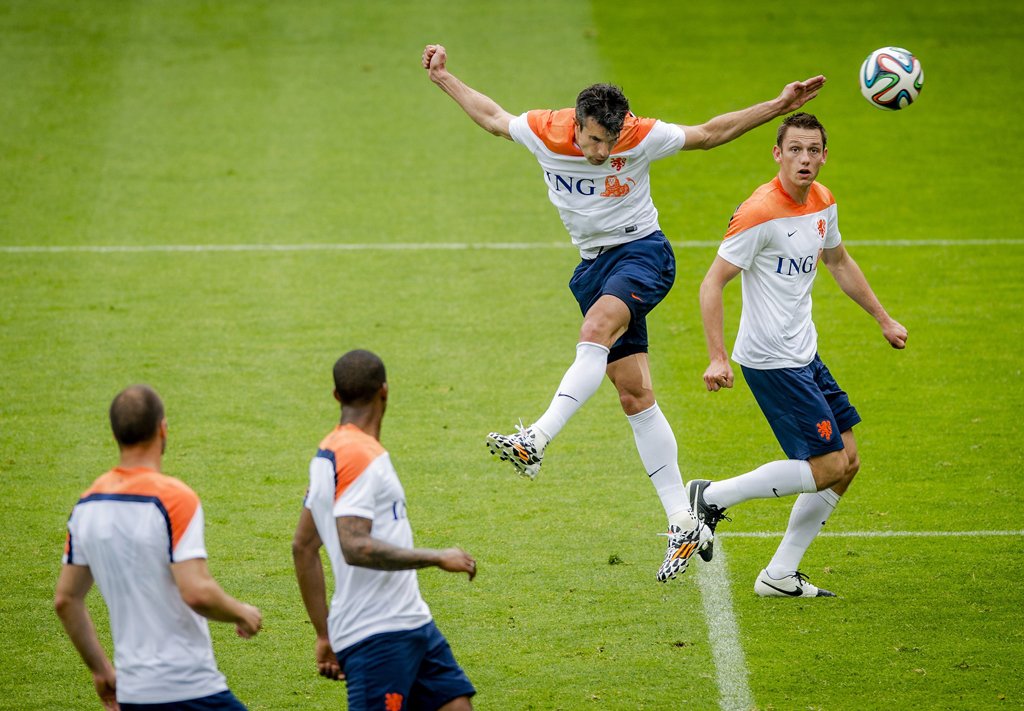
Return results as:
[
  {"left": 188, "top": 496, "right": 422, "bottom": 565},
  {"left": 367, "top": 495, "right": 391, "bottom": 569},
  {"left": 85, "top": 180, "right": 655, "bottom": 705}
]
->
[
  {"left": 695, "top": 112, "right": 908, "bottom": 597},
  {"left": 55, "top": 385, "right": 261, "bottom": 710},
  {"left": 292, "top": 350, "right": 477, "bottom": 711},
  {"left": 423, "top": 43, "right": 825, "bottom": 581}
]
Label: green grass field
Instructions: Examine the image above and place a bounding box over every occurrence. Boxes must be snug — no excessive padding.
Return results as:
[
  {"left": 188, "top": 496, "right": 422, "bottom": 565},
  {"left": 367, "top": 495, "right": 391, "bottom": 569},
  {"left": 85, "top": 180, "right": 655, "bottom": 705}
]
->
[{"left": 2, "top": 1, "right": 1022, "bottom": 709}]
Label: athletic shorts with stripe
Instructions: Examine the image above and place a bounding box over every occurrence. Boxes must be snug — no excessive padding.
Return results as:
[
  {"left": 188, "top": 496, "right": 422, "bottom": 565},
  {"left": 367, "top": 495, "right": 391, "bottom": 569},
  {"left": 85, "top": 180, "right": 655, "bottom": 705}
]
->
[
  {"left": 336, "top": 620, "right": 475, "bottom": 711},
  {"left": 741, "top": 353, "right": 861, "bottom": 460},
  {"left": 568, "top": 230, "right": 675, "bottom": 363}
]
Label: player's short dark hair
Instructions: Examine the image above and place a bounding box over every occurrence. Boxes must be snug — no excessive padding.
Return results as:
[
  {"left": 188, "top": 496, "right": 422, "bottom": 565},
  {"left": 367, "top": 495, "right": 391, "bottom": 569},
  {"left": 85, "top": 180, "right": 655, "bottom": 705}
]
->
[
  {"left": 333, "top": 350, "right": 387, "bottom": 405},
  {"left": 575, "top": 83, "right": 630, "bottom": 136},
  {"left": 777, "top": 112, "right": 827, "bottom": 149},
  {"left": 109, "top": 385, "right": 164, "bottom": 446}
]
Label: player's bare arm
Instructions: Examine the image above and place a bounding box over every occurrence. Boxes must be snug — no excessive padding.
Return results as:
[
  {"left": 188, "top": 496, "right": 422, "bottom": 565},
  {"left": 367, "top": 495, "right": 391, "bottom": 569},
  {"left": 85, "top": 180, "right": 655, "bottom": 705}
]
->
[
  {"left": 171, "top": 558, "right": 263, "bottom": 638},
  {"left": 822, "top": 244, "right": 908, "bottom": 349},
  {"left": 338, "top": 515, "right": 477, "bottom": 580},
  {"left": 292, "top": 508, "right": 343, "bottom": 681},
  {"left": 680, "top": 75, "right": 826, "bottom": 150},
  {"left": 699, "top": 256, "right": 743, "bottom": 391},
  {"left": 54, "top": 565, "right": 119, "bottom": 710},
  {"left": 423, "top": 44, "right": 514, "bottom": 140}
]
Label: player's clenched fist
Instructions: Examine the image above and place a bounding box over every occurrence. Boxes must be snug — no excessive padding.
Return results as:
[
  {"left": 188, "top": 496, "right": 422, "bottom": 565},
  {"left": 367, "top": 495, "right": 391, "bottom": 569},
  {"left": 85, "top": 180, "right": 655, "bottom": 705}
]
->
[{"left": 422, "top": 44, "right": 447, "bottom": 74}]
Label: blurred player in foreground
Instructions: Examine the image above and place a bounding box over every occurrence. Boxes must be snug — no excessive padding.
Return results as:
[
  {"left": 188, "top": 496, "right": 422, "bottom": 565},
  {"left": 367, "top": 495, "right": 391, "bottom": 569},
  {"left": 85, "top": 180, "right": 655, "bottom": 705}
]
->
[
  {"left": 55, "top": 385, "right": 262, "bottom": 710},
  {"left": 292, "top": 349, "right": 477, "bottom": 711},
  {"left": 423, "top": 42, "right": 825, "bottom": 581},
  {"left": 695, "top": 112, "right": 908, "bottom": 597}
]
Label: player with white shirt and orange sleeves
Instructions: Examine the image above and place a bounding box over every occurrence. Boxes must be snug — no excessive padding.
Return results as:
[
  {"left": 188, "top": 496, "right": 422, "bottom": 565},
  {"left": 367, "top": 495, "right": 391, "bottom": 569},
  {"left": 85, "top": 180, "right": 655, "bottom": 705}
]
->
[
  {"left": 423, "top": 43, "right": 826, "bottom": 582},
  {"left": 292, "top": 350, "right": 477, "bottom": 711},
  {"left": 55, "top": 385, "right": 261, "bottom": 711},
  {"left": 693, "top": 113, "right": 908, "bottom": 598}
]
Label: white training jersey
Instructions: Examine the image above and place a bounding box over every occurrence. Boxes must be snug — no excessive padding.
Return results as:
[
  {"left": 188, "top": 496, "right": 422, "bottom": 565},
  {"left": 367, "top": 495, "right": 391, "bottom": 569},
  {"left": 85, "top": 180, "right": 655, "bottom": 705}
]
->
[
  {"left": 63, "top": 467, "right": 227, "bottom": 704},
  {"left": 305, "top": 424, "right": 432, "bottom": 653},
  {"left": 717, "top": 177, "right": 842, "bottom": 369},
  {"left": 509, "top": 109, "right": 686, "bottom": 257}
]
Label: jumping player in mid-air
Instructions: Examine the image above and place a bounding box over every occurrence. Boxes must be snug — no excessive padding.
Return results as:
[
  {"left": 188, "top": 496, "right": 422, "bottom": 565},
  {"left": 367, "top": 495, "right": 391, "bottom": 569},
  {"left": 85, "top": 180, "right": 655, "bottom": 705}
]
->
[{"left": 423, "top": 43, "right": 825, "bottom": 581}]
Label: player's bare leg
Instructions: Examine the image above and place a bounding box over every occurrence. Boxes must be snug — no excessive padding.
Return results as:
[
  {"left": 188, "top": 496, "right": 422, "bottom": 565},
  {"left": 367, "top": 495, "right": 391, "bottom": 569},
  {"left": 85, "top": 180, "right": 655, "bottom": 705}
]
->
[
  {"left": 487, "top": 296, "right": 627, "bottom": 478},
  {"left": 758, "top": 429, "right": 859, "bottom": 597}
]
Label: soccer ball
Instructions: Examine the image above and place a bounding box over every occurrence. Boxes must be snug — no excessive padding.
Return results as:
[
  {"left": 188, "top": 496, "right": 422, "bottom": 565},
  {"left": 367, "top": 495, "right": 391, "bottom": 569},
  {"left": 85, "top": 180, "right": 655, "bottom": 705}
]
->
[{"left": 859, "top": 47, "right": 924, "bottom": 110}]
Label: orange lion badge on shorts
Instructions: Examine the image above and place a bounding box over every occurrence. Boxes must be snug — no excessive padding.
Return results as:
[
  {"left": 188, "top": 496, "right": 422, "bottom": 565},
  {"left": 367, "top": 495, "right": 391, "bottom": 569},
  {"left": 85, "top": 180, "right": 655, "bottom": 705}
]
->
[
  {"left": 816, "top": 420, "right": 833, "bottom": 440},
  {"left": 385, "top": 692, "right": 404, "bottom": 711}
]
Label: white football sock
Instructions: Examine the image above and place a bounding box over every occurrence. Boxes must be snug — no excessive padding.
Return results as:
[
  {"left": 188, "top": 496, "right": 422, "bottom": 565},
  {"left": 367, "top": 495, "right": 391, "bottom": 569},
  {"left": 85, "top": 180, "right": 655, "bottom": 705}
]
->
[
  {"left": 765, "top": 488, "right": 841, "bottom": 579},
  {"left": 703, "top": 459, "right": 816, "bottom": 510},
  {"left": 626, "top": 402, "right": 694, "bottom": 525},
  {"left": 531, "top": 342, "right": 609, "bottom": 449}
]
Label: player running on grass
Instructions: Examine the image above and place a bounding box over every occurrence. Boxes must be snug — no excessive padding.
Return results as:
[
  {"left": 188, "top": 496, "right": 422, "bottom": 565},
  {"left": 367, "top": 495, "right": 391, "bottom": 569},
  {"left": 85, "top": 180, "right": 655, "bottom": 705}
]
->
[
  {"left": 423, "top": 43, "right": 825, "bottom": 581},
  {"left": 695, "top": 112, "right": 908, "bottom": 597}
]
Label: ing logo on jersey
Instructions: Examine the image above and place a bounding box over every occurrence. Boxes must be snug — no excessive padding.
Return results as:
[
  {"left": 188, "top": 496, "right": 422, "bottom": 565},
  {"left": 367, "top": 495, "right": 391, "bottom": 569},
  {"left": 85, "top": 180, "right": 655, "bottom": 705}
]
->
[
  {"left": 816, "top": 218, "right": 827, "bottom": 238},
  {"left": 610, "top": 156, "right": 627, "bottom": 171},
  {"left": 385, "top": 692, "right": 404, "bottom": 711},
  {"left": 601, "top": 176, "right": 635, "bottom": 197},
  {"left": 816, "top": 420, "right": 833, "bottom": 441}
]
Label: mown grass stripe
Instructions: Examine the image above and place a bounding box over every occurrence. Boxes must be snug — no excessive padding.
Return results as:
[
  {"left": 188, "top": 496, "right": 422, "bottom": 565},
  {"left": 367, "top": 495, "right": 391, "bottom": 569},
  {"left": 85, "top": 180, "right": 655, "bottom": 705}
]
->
[{"left": 3, "top": 238, "right": 1023, "bottom": 254}]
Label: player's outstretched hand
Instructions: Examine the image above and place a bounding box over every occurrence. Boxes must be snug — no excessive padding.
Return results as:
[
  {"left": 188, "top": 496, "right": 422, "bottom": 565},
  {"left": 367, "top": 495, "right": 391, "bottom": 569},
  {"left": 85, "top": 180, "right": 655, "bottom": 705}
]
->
[
  {"left": 437, "top": 547, "right": 477, "bottom": 580},
  {"left": 235, "top": 603, "right": 262, "bottom": 639},
  {"left": 777, "top": 75, "right": 826, "bottom": 114},
  {"left": 703, "top": 358, "right": 735, "bottom": 392},
  {"left": 422, "top": 44, "right": 448, "bottom": 79},
  {"left": 316, "top": 636, "right": 344, "bottom": 681},
  {"left": 881, "top": 317, "right": 908, "bottom": 349}
]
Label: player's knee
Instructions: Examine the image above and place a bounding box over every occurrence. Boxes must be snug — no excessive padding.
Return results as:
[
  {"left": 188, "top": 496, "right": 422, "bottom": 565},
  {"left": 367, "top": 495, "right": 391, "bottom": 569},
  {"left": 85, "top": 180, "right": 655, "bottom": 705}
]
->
[
  {"left": 811, "top": 450, "right": 848, "bottom": 490},
  {"left": 617, "top": 389, "right": 652, "bottom": 415},
  {"left": 844, "top": 451, "right": 860, "bottom": 481}
]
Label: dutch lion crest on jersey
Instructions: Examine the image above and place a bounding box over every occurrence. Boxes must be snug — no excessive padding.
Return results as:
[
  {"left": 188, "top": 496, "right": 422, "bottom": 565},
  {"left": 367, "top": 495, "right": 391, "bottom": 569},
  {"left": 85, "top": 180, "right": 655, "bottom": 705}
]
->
[{"left": 816, "top": 218, "right": 826, "bottom": 238}]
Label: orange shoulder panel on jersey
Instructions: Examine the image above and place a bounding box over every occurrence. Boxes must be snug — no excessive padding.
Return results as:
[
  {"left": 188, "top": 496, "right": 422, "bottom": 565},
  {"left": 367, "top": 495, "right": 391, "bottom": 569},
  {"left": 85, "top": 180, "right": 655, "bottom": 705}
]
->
[
  {"left": 318, "top": 425, "right": 386, "bottom": 502},
  {"left": 526, "top": 109, "right": 583, "bottom": 156},
  {"left": 80, "top": 467, "right": 201, "bottom": 552},
  {"left": 612, "top": 114, "right": 657, "bottom": 153},
  {"left": 723, "top": 178, "right": 836, "bottom": 240}
]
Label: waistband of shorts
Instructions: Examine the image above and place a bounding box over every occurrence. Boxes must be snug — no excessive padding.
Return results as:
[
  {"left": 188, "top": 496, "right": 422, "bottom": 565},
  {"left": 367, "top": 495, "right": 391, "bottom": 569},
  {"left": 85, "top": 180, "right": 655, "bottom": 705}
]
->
[{"left": 578, "top": 230, "right": 665, "bottom": 260}]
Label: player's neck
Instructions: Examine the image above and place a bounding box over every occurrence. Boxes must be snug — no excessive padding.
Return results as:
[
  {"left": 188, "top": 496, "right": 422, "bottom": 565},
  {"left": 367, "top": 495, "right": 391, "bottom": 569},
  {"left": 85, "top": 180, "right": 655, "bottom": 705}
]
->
[
  {"left": 117, "top": 442, "right": 163, "bottom": 472},
  {"left": 777, "top": 173, "right": 811, "bottom": 205},
  {"left": 340, "top": 408, "right": 382, "bottom": 441}
]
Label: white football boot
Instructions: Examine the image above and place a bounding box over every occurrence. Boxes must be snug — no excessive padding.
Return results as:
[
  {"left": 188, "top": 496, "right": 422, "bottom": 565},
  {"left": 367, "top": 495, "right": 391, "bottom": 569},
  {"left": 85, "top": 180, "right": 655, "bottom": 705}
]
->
[{"left": 754, "top": 568, "right": 836, "bottom": 598}]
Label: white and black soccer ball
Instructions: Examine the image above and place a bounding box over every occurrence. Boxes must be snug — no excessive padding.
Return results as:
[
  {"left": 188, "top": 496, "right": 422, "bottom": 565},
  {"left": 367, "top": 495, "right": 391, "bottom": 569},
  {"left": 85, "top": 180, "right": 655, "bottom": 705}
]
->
[{"left": 859, "top": 46, "right": 924, "bottom": 111}]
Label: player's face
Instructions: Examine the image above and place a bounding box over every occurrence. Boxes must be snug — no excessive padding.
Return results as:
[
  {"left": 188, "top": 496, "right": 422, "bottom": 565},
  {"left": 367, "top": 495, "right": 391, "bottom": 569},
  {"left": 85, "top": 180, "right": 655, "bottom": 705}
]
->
[
  {"left": 575, "top": 116, "right": 618, "bottom": 165},
  {"left": 773, "top": 129, "right": 826, "bottom": 190}
]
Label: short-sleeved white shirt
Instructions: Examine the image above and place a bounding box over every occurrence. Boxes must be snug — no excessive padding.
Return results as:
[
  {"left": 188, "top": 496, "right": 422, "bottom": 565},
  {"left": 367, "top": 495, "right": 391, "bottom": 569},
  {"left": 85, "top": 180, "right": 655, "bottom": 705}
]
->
[
  {"left": 63, "top": 467, "right": 227, "bottom": 704},
  {"left": 509, "top": 109, "right": 686, "bottom": 258},
  {"left": 717, "top": 177, "right": 841, "bottom": 369},
  {"left": 305, "top": 424, "right": 432, "bottom": 653}
]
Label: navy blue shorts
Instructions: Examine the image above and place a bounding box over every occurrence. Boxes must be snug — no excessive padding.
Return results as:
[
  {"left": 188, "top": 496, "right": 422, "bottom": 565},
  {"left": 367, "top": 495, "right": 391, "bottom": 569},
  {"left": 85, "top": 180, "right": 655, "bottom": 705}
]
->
[
  {"left": 568, "top": 231, "right": 675, "bottom": 363},
  {"left": 336, "top": 621, "right": 475, "bottom": 711},
  {"left": 741, "top": 354, "right": 861, "bottom": 460},
  {"left": 120, "top": 690, "right": 246, "bottom": 711}
]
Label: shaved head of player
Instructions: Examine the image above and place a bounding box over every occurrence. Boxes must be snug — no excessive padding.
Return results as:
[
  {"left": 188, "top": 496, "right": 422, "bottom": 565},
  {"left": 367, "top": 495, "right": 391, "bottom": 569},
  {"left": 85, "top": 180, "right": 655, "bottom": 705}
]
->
[{"left": 56, "top": 385, "right": 262, "bottom": 711}]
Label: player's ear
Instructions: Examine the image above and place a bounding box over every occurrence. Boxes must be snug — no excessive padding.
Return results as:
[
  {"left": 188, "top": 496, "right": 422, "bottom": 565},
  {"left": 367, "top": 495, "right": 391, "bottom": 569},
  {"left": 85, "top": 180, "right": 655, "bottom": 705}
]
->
[
  {"left": 333, "top": 389, "right": 341, "bottom": 403},
  {"left": 379, "top": 382, "right": 388, "bottom": 403},
  {"left": 772, "top": 145, "right": 782, "bottom": 163},
  {"left": 821, "top": 147, "right": 827, "bottom": 163}
]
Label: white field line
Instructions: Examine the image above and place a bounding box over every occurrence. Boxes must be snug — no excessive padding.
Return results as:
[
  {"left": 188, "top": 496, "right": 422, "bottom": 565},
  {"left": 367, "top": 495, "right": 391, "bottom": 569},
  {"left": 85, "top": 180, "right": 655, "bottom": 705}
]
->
[
  {"left": 2, "top": 238, "right": 1024, "bottom": 254},
  {"left": 695, "top": 528, "right": 1023, "bottom": 711},
  {"left": 695, "top": 541, "right": 754, "bottom": 711},
  {"left": 720, "top": 529, "right": 1024, "bottom": 539}
]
